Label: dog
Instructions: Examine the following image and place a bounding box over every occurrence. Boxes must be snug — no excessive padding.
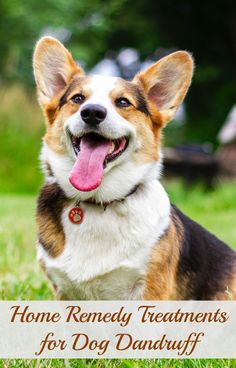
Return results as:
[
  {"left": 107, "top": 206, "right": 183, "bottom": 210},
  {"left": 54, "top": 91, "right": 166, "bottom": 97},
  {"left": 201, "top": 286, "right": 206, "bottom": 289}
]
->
[{"left": 33, "top": 36, "right": 236, "bottom": 300}]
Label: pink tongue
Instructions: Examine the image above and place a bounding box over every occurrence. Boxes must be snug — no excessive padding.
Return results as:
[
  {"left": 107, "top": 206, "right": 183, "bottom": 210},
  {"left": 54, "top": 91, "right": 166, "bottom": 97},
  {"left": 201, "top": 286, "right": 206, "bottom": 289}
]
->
[{"left": 69, "top": 135, "right": 111, "bottom": 192}]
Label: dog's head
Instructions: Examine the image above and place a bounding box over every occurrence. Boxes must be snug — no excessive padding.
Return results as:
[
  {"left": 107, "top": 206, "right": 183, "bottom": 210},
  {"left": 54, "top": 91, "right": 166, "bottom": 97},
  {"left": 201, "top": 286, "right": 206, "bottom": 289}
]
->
[{"left": 33, "top": 37, "right": 193, "bottom": 201}]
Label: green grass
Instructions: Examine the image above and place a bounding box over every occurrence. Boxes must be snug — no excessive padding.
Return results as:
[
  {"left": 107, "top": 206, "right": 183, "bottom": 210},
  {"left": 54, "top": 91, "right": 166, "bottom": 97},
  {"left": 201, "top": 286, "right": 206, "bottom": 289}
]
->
[
  {"left": 0, "top": 195, "right": 52, "bottom": 300},
  {"left": 1, "top": 359, "right": 236, "bottom": 368},
  {"left": 0, "top": 85, "right": 44, "bottom": 194}
]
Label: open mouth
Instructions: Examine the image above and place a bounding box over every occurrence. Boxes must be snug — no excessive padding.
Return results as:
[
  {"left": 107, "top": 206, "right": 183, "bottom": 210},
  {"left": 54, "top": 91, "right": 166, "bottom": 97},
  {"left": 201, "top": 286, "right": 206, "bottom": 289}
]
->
[
  {"left": 69, "top": 132, "right": 129, "bottom": 192},
  {"left": 71, "top": 132, "right": 128, "bottom": 166}
]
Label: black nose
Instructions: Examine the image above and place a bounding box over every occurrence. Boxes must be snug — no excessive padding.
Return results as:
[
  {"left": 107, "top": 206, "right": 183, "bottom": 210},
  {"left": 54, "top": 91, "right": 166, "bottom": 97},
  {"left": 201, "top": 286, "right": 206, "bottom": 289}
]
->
[{"left": 80, "top": 104, "right": 107, "bottom": 126}]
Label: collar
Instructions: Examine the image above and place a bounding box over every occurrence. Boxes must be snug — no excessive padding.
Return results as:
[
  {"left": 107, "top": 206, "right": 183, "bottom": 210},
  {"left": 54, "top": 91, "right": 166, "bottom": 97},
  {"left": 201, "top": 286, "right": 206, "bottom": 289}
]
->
[{"left": 77, "top": 184, "right": 141, "bottom": 211}]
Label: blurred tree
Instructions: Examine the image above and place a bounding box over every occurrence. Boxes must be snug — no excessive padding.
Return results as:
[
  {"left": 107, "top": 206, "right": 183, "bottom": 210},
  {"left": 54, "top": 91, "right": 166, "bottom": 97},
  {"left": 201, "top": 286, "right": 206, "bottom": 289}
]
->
[
  {"left": 103, "top": 0, "right": 236, "bottom": 144},
  {"left": 0, "top": 0, "right": 235, "bottom": 144},
  {"left": 0, "top": 0, "right": 128, "bottom": 82}
]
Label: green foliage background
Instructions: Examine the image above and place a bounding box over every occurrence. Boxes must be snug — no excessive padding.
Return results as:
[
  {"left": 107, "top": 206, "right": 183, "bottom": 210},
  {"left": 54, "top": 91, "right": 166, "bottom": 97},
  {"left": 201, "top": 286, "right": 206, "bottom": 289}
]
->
[{"left": 0, "top": 0, "right": 235, "bottom": 146}]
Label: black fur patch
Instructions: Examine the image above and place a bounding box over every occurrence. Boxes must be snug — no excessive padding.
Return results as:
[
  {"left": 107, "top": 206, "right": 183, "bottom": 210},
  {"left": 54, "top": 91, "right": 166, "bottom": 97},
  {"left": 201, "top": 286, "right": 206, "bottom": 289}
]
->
[
  {"left": 132, "top": 86, "right": 149, "bottom": 114},
  {"left": 172, "top": 205, "right": 236, "bottom": 299},
  {"left": 45, "top": 162, "right": 54, "bottom": 177},
  {"left": 124, "top": 82, "right": 149, "bottom": 115}
]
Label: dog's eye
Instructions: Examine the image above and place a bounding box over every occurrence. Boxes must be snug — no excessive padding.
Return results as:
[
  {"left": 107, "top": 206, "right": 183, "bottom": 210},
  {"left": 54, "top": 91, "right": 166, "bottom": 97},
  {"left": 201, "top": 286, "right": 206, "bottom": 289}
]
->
[
  {"left": 71, "top": 94, "right": 85, "bottom": 104},
  {"left": 115, "top": 97, "right": 131, "bottom": 108}
]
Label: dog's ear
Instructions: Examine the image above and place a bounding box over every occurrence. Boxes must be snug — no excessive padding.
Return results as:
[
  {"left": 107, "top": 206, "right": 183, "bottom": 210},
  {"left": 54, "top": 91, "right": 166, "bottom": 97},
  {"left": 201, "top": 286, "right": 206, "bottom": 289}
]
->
[
  {"left": 133, "top": 51, "right": 194, "bottom": 125},
  {"left": 33, "top": 36, "right": 84, "bottom": 105}
]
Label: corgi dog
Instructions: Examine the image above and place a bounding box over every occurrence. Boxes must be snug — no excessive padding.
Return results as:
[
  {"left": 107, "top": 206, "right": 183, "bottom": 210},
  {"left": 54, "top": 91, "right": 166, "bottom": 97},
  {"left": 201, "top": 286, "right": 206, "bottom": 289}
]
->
[{"left": 33, "top": 37, "right": 236, "bottom": 300}]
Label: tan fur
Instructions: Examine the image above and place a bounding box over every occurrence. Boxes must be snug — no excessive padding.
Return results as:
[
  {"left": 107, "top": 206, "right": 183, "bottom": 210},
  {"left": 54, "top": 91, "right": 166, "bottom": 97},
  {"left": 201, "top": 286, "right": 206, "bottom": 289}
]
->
[
  {"left": 37, "top": 213, "right": 65, "bottom": 258},
  {"left": 44, "top": 76, "right": 93, "bottom": 153},
  {"left": 37, "top": 183, "right": 69, "bottom": 257},
  {"left": 143, "top": 216, "right": 182, "bottom": 300},
  {"left": 44, "top": 102, "right": 77, "bottom": 154},
  {"left": 110, "top": 80, "right": 160, "bottom": 164},
  {"left": 117, "top": 109, "right": 159, "bottom": 164}
]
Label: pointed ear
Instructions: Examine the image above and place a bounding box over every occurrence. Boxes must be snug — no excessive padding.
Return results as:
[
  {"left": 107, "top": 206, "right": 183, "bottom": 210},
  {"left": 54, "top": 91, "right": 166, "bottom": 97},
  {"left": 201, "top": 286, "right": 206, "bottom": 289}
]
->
[
  {"left": 33, "top": 36, "right": 84, "bottom": 105},
  {"left": 133, "top": 51, "right": 194, "bottom": 124}
]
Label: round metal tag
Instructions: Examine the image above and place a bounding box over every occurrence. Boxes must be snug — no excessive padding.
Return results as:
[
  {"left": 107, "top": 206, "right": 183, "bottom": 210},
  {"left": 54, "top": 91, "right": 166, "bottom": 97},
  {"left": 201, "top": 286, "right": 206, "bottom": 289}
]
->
[{"left": 68, "top": 207, "right": 84, "bottom": 224}]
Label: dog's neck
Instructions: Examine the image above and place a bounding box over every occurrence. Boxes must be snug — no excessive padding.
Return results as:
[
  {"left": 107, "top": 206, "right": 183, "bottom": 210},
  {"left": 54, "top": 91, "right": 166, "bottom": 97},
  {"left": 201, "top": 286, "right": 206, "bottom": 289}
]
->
[{"left": 75, "top": 183, "right": 141, "bottom": 210}]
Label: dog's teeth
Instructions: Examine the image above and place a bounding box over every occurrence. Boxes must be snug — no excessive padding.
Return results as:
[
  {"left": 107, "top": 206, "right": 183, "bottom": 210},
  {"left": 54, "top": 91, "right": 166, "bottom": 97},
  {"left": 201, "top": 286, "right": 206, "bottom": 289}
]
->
[{"left": 108, "top": 142, "right": 115, "bottom": 154}]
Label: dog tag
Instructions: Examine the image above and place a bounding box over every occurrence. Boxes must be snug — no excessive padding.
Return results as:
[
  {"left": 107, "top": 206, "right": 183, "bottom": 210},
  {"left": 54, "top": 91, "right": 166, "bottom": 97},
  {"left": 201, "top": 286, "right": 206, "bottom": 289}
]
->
[{"left": 68, "top": 207, "right": 84, "bottom": 224}]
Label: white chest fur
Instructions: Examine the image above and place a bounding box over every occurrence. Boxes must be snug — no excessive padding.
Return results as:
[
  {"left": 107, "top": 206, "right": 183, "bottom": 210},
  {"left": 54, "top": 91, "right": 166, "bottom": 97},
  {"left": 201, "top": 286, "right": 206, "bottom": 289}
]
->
[{"left": 38, "top": 180, "right": 170, "bottom": 300}]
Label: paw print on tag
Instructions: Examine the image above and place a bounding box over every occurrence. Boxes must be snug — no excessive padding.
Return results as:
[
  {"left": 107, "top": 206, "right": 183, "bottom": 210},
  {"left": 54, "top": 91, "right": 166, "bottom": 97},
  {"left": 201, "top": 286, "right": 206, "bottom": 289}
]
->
[{"left": 68, "top": 207, "right": 84, "bottom": 224}]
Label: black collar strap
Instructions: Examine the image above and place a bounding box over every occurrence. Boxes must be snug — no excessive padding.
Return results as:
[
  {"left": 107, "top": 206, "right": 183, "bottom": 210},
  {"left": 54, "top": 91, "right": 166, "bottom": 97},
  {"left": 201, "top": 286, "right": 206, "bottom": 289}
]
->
[{"left": 80, "top": 184, "right": 141, "bottom": 210}]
